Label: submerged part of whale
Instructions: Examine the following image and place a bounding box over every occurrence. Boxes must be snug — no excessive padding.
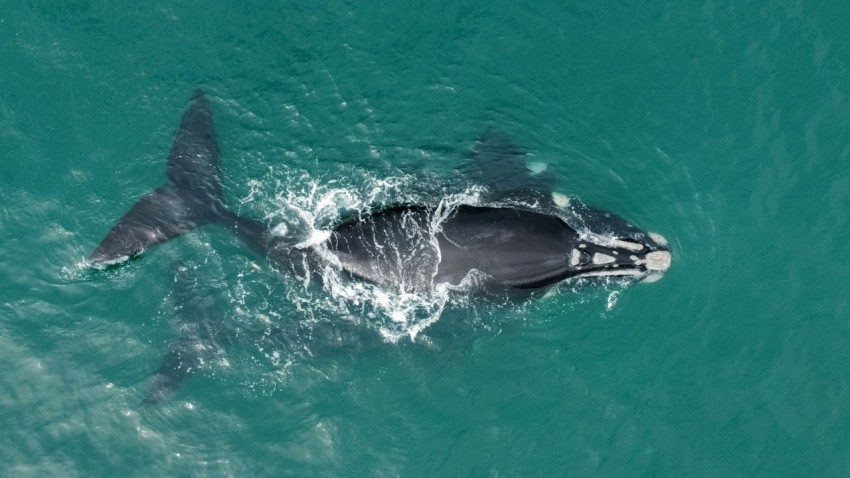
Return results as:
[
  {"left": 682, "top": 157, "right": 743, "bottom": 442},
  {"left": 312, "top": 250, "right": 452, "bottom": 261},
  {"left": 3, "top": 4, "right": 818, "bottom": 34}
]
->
[
  {"left": 90, "top": 90, "right": 672, "bottom": 290},
  {"left": 143, "top": 263, "right": 223, "bottom": 404}
]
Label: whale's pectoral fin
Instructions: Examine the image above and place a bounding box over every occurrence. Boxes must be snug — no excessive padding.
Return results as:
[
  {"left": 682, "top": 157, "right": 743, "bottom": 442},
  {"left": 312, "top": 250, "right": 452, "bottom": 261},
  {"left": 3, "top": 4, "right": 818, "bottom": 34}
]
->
[
  {"left": 143, "top": 263, "right": 223, "bottom": 404},
  {"left": 143, "top": 339, "right": 203, "bottom": 404},
  {"left": 90, "top": 90, "right": 223, "bottom": 265},
  {"left": 461, "top": 128, "right": 555, "bottom": 195}
]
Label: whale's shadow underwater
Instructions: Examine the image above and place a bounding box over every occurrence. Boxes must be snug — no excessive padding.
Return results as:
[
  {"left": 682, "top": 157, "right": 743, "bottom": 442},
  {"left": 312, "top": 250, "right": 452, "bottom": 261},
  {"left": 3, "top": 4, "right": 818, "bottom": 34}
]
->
[{"left": 90, "top": 90, "right": 672, "bottom": 402}]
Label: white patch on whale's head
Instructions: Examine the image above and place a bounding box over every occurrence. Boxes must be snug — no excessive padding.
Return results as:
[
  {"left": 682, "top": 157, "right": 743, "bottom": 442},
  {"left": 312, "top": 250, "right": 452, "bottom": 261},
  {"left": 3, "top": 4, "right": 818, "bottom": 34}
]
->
[
  {"left": 645, "top": 250, "right": 672, "bottom": 272},
  {"left": 610, "top": 239, "right": 644, "bottom": 252},
  {"left": 570, "top": 249, "right": 580, "bottom": 266},
  {"left": 592, "top": 253, "right": 615, "bottom": 265}
]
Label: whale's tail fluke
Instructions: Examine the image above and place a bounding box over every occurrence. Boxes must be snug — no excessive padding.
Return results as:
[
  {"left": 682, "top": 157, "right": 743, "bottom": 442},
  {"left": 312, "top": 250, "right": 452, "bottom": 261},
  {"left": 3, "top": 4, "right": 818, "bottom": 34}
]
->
[{"left": 90, "top": 90, "right": 222, "bottom": 264}]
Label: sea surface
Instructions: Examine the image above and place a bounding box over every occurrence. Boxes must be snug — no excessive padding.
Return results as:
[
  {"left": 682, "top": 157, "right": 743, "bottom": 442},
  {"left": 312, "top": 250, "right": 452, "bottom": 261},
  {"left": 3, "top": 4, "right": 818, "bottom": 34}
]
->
[{"left": 2, "top": 1, "right": 850, "bottom": 476}]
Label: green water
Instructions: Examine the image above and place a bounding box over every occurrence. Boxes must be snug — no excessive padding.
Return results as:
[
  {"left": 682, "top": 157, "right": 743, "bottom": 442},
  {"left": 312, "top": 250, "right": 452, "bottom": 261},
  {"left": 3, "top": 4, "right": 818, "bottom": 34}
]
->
[{"left": 3, "top": 1, "right": 850, "bottom": 476}]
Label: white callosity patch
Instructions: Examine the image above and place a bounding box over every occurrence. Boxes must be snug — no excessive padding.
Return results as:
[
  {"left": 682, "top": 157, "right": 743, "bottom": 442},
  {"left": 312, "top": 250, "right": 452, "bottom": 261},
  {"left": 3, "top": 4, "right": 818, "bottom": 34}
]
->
[
  {"left": 611, "top": 238, "right": 644, "bottom": 252},
  {"left": 570, "top": 249, "right": 581, "bottom": 266},
  {"left": 645, "top": 250, "right": 672, "bottom": 271},
  {"left": 592, "top": 252, "right": 615, "bottom": 265},
  {"left": 580, "top": 232, "right": 644, "bottom": 253}
]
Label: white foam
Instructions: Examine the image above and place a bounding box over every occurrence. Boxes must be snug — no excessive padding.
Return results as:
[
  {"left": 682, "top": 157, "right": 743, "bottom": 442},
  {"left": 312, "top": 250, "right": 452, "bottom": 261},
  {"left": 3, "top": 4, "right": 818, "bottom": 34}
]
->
[
  {"left": 90, "top": 255, "right": 131, "bottom": 268},
  {"left": 551, "top": 192, "right": 570, "bottom": 208},
  {"left": 271, "top": 223, "right": 289, "bottom": 237},
  {"left": 606, "top": 290, "right": 620, "bottom": 310},
  {"left": 294, "top": 229, "right": 331, "bottom": 249}
]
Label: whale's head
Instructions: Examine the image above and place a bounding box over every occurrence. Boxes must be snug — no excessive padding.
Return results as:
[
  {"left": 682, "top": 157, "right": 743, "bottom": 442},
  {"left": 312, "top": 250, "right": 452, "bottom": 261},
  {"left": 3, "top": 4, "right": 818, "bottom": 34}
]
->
[
  {"left": 559, "top": 199, "right": 672, "bottom": 283},
  {"left": 564, "top": 231, "right": 672, "bottom": 283}
]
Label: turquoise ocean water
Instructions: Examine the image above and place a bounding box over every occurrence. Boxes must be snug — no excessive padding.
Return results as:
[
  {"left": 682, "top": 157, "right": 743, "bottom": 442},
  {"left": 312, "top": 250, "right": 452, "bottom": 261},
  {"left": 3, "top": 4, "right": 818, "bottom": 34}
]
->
[{"left": 2, "top": 2, "right": 850, "bottom": 476}]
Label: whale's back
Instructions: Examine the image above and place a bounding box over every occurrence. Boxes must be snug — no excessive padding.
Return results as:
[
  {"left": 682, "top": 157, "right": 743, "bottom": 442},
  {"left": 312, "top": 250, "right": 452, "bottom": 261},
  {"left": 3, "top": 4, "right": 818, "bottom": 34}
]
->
[{"left": 325, "top": 205, "right": 576, "bottom": 291}]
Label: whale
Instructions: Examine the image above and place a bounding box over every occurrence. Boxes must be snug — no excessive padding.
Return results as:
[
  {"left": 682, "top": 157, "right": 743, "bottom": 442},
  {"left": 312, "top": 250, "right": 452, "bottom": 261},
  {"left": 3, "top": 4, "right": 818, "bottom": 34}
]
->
[
  {"left": 91, "top": 90, "right": 672, "bottom": 402},
  {"left": 90, "top": 90, "right": 672, "bottom": 292}
]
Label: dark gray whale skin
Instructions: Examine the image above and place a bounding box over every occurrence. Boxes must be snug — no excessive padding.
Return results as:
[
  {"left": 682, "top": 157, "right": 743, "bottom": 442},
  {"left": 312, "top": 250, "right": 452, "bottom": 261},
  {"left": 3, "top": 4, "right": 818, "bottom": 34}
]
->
[{"left": 90, "top": 91, "right": 671, "bottom": 401}]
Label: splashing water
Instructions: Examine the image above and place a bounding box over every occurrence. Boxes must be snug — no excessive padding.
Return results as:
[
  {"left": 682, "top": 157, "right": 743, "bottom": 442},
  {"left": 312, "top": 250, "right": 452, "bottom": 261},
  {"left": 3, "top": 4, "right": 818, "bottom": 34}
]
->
[{"left": 234, "top": 168, "right": 490, "bottom": 341}]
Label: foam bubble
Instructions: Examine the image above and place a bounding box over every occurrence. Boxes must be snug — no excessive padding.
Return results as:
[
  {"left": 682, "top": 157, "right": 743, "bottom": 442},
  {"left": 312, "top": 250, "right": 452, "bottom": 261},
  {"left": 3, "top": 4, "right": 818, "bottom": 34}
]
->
[
  {"left": 606, "top": 290, "right": 620, "bottom": 310},
  {"left": 294, "top": 229, "right": 332, "bottom": 249},
  {"left": 551, "top": 192, "right": 570, "bottom": 208}
]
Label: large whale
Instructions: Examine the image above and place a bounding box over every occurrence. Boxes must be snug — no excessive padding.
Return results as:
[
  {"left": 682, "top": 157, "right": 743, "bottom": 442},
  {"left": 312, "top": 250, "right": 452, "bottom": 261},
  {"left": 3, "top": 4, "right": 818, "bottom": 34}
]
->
[
  {"left": 90, "top": 90, "right": 672, "bottom": 292},
  {"left": 91, "top": 90, "right": 672, "bottom": 402}
]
